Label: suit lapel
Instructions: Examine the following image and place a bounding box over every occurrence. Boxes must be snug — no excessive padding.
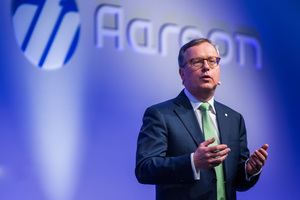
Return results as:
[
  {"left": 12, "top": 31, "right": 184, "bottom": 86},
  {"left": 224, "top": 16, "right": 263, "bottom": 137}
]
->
[
  {"left": 173, "top": 91, "right": 205, "bottom": 146},
  {"left": 214, "top": 101, "right": 230, "bottom": 147}
]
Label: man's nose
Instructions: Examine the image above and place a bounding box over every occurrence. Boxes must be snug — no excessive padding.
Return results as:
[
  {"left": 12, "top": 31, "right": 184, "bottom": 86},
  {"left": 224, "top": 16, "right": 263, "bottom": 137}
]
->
[{"left": 202, "top": 60, "right": 210, "bottom": 70}]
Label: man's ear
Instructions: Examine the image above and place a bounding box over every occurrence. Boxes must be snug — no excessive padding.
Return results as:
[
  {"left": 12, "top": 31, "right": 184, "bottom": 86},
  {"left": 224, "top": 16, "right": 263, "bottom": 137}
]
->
[
  {"left": 179, "top": 68, "right": 185, "bottom": 85},
  {"left": 179, "top": 68, "right": 184, "bottom": 78}
]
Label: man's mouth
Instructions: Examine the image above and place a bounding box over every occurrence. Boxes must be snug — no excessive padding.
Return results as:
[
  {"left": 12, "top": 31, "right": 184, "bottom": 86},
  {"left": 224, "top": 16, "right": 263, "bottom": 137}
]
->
[{"left": 201, "top": 75, "right": 211, "bottom": 79}]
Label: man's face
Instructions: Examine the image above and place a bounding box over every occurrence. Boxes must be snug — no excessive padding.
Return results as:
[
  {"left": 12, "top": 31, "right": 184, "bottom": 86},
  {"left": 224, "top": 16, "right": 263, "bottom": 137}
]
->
[{"left": 179, "top": 42, "right": 220, "bottom": 99}]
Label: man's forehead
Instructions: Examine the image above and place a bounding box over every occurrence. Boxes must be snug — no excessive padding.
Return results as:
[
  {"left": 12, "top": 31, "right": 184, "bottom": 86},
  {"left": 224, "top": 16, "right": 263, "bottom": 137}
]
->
[{"left": 184, "top": 42, "right": 218, "bottom": 57}]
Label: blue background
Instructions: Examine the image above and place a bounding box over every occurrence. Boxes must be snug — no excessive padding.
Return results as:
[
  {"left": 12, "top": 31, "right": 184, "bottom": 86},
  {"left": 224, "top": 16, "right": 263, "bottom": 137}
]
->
[{"left": 0, "top": 0, "right": 299, "bottom": 200}]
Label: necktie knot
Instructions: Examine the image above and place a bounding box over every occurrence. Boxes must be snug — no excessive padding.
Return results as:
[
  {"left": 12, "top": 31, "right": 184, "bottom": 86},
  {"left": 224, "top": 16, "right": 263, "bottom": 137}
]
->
[{"left": 199, "top": 102, "right": 210, "bottom": 111}]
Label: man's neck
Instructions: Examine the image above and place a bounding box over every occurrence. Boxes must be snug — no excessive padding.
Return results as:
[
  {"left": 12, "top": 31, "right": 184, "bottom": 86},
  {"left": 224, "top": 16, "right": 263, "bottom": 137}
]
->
[
  {"left": 184, "top": 88, "right": 215, "bottom": 103},
  {"left": 192, "top": 90, "right": 215, "bottom": 102}
]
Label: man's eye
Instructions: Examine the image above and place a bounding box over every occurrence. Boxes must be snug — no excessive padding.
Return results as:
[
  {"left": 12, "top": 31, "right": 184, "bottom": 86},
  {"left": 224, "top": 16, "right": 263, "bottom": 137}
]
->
[
  {"left": 208, "top": 59, "right": 216, "bottom": 63},
  {"left": 194, "top": 59, "right": 203, "bottom": 64}
]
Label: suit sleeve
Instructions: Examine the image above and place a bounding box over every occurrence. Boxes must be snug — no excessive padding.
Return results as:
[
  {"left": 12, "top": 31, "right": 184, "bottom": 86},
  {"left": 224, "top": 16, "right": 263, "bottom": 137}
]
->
[
  {"left": 235, "top": 114, "right": 260, "bottom": 191},
  {"left": 135, "top": 106, "right": 195, "bottom": 184}
]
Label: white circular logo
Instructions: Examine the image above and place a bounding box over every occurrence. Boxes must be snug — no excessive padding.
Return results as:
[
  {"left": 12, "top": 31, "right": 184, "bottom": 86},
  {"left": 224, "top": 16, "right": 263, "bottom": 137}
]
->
[{"left": 12, "top": 0, "right": 80, "bottom": 70}]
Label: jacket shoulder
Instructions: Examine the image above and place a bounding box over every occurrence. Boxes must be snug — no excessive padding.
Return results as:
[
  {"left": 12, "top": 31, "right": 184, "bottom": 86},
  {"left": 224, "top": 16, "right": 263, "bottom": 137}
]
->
[{"left": 146, "top": 91, "right": 190, "bottom": 112}]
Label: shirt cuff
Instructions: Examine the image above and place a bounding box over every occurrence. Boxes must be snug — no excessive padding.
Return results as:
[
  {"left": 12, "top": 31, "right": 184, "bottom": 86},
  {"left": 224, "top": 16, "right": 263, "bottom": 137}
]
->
[
  {"left": 244, "top": 158, "right": 261, "bottom": 181},
  {"left": 190, "top": 153, "right": 200, "bottom": 180}
]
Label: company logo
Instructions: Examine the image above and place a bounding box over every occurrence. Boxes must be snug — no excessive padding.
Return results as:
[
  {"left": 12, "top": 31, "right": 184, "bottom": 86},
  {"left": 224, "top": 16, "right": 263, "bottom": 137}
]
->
[
  {"left": 11, "top": 0, "right": 80, "bottom": 70},
  {"left": 95, "top": 4, "right": 263, "bottom": 69}
]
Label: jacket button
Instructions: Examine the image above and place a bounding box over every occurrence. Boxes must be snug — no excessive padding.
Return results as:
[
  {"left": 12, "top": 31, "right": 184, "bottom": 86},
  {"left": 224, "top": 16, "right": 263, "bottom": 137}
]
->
[{"left": 212, "top": 178, "right": 217, "bottom": 183}]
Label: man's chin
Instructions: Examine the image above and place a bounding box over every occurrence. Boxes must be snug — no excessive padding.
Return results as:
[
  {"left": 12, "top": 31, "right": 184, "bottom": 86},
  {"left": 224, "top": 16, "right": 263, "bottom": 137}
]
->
[{"left": 199, "top": 84, "right": 217, "bottom": 91}]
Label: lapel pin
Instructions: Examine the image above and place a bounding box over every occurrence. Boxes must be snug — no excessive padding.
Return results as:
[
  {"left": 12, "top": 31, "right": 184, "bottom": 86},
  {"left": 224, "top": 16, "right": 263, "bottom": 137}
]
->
[{"left": 225, "top": 113, "right": 228, "bottom": 117}]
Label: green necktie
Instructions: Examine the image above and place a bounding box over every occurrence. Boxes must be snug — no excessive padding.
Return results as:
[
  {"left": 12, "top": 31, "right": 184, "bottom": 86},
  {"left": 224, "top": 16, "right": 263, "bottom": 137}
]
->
[{"left": 199, "top": 102, "right": 226, "bottom": 200}]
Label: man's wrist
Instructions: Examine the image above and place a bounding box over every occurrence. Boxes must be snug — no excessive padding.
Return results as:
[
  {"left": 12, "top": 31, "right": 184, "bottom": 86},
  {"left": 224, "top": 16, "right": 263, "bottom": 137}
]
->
[{"left": 245, "top": 159, "right": 261, "bottom": 181}]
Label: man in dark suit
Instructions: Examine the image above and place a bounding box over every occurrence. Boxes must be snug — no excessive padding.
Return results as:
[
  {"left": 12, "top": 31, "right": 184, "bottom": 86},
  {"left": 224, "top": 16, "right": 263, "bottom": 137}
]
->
[{"left": 135, "top": 38, "right": 268, "bottom": 200}]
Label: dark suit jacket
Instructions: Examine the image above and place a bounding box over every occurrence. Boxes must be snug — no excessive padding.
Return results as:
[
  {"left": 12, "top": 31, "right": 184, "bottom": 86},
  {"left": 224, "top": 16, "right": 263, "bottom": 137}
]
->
[{"left": 135, "top": 90, "right": 260, "bottom": 200}]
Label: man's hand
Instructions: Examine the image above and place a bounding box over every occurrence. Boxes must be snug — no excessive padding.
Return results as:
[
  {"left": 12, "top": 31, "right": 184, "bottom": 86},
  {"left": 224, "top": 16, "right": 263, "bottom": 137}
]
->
[
  {"left": 246, "top": 144, "right": 269, "bottom": 176},
  {"left": 193, "top": 138, "right": 231, "bottom": 171}
]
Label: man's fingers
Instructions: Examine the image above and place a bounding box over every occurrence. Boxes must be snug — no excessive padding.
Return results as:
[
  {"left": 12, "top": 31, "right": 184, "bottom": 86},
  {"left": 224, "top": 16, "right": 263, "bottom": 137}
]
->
[
  {"left": 261, "top": 144, "right": 269, "bottom": 151},
  {"left": 250, "top": 144, "right": 269, "bottom": 164},
  {"left": 248, "top": 157, "right": 260, "bottom": 171},
  {"left": 200, "top": 137, "right": 216, "bottom": 147},
  {"left": 199, "top": 138, "right": 230, "bottom": 153},
  {"left": 253, "top": 150, "right": 267, "bottom": 164},
  {"left": 257, "top": 150, "right": 267, "bottom": 160},
  {"left": 259, "top": 145, "right": 269, "bottom": 160},
  {"left": 208, "top": 144, "right": 230, "bottom": 155},
  {"left": 211, "top": 153, "right": 228, "bottom": 167},
  {"left": 251, "top": 153, "right": 263, "bottom": 166},
  {"left": 213, "top": 147, "right": 231, "bottom": 157},
  {"left": 251, "top": 144, "right": 268, "bottom": 164}
]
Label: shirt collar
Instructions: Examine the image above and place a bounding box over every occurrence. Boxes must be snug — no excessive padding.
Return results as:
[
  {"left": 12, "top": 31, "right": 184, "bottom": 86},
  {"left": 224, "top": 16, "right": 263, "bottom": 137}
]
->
[{"left": 184, "top": 88, "right": 216, "bottom": 114}]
